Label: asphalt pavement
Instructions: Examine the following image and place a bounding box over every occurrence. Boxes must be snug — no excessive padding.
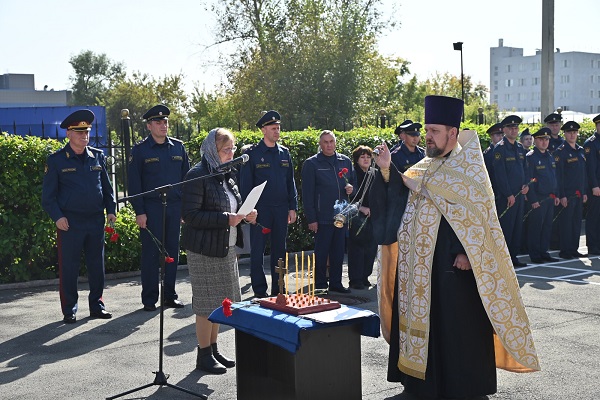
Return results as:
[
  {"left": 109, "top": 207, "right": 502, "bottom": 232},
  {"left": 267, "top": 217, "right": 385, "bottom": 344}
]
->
[{"left": 0, "top": 241, "right": 599, "bottom": 400}]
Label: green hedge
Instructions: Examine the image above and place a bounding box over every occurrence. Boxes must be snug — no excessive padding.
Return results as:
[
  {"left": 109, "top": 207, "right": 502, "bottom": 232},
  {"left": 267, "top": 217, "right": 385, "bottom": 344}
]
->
[{"left": 1, "top": 121, "right": 597, "bottom": 283}]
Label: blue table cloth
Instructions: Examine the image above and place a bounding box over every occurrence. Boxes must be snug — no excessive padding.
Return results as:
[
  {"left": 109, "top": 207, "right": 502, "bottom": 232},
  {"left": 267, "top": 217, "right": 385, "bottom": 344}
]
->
[{"left": 208, "top": 301, "right": 380, "bottom": 353}]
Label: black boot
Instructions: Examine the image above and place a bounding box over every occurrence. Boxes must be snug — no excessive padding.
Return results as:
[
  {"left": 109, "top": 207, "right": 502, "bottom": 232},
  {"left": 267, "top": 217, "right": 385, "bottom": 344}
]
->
[
  {"left": 211, "top": 343, "right": 235, "bottom": 368},
  {"left": 196, "top": 345, "right": 226, "bottom": 374}
]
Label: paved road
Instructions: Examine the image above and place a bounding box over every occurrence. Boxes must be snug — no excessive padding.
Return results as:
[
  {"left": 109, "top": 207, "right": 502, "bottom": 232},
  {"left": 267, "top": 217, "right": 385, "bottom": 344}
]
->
[{"left": 0, "top": 244, "right": 599, "bottom": 399}]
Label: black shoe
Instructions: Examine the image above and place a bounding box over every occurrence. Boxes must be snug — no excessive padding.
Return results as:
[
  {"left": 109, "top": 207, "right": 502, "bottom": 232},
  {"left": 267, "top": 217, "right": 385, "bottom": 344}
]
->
[
  {"left": 349, "top": 282, "right": 365, "bottom": 290},
  {"left": 573, "top": 251, "right": 587, "bottom": 257},
  {"left": 196, "top": 346, "right": 226, "bottom": 374},
  {"left": 329, "top": 285, "right": 351, "bottom": 294},
  {"left": 90, "top": 310, "right": 112, "bottom": 319},
  {"left": 542, "top": 255, "right": 559, "bottom": 262},
  {"left": 63, "top": 314, "right": 76, "bottom": 324},
  {"left": 559, "top": 253, "right": 574, "bottom": 260},
  {"left": 163, "top": 299, "right": 184, "bottom": 308},
  {"left": 211, "top": 343, "right": 235, "bottom": 368},
  {"left": 143, "top": 304, "right": 157, "bottom": 311},
  {"left": 530, "top": 258, "right": 544, "bottom": 264},
  {"left": 255, "top": 292, "right": 269, "bottom": 298},
  {"left": 512, "top": 259, "right": 528, "bottom": 267}
]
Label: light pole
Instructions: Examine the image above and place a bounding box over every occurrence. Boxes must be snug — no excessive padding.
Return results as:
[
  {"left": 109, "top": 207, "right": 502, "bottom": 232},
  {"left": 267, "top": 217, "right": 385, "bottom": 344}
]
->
[{"left": 453, "top": 41, "right": 465, "bottom": 122}]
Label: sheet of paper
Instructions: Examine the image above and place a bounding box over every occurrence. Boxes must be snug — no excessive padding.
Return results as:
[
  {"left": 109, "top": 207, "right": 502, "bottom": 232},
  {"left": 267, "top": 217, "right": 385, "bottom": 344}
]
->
[
  {"left": 237, "top": 181, "right": 267, "bottom": 216},
  {"left": 302, "top": 305, "right": 375, "bottom": 324}
]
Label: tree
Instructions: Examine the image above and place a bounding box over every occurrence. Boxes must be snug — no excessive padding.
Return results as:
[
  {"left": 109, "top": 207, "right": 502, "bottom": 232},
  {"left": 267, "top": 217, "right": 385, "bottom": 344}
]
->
[
  {"left": 68, "top": 50, "right": 125, "bottom": 106},
  {"left": 207, "top": 0, "right": 395, "bottom": 130}
]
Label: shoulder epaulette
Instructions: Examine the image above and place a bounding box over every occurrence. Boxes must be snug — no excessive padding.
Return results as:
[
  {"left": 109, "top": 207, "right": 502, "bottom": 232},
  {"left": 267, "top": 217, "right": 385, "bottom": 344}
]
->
[
  {"left": 241, "top": 143, "right": 258, "bottom": 155},
  {"left": 526, "top": 149, "right": 534, "bottom": 157}
]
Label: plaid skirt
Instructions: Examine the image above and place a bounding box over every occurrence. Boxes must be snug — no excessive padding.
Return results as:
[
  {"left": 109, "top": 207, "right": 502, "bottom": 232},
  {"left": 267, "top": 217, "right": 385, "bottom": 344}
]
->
[{"left": 187, "top": 248, "right": 241, "bottom": 316}]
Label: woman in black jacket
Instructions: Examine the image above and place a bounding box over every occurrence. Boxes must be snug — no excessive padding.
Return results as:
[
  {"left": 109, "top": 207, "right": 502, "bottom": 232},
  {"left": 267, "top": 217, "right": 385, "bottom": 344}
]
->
[{"left": 181, "top": 128, "right": 257, "bottom": 374}]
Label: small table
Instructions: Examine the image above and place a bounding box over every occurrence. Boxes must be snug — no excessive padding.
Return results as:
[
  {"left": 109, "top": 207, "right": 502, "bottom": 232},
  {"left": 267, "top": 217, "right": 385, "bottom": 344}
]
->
[{"left": 209, "top": 301, "right": 380, "bottom": 400}]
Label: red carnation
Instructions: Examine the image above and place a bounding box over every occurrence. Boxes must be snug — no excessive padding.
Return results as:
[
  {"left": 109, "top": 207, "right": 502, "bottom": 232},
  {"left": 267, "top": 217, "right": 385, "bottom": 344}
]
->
[
  {"left": 109, "top": 233, "right": 119, "bottom": 242},
  {"left": 165, "top": 256, "right": 175, "bottom": 263},
  {"left": 222, "top": 297, "right": 233, "bottom": 317},
  {"left": 104, "top": 226, "right": 115, "bottom": 234},
  {"left": 342, "top": 167, "right": 348, "bottom": 174},
  {"left": 550, "top": 194, "right": 557, "bottom": 199},
  {"left": 576, "top": 190, "right": 582, "bottom": 198},
  {"left": 262, "top": 227, "right": 272, "bottom": 234},
  {"left": 338, "top": 171, "right": 343, "bottom": 178}
]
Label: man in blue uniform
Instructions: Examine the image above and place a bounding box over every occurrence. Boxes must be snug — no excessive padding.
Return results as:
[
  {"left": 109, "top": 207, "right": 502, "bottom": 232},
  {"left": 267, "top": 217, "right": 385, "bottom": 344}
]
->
[
  {"left": 42, "top": 109, "right": 116, "bottom": 323},
  {"left": 519, "top": 128, "right": 533, "bottom": 150},
  {"left": 555, "top": 121, "right": 588, "bottom": 259},
  {"left": 493, "top": 115, "right": 529, "bottom": 267},
  {"left": 302, "top": 130, "right": 355, "bottom": 293},
  {"left": 584, "top": 114, "right": 600, "bottom": 255},
  {"left": 389, "top": 119, "right": 411, "bottom": 154},
  {"left": 390, "top": 121, "right": 425, "bottom": 173},
  {"left": 525, "top": 128, "right": 560, "bottom": 263},
  {"left": 545, "top": 113, "right": 564, "bottom": 153},
  {"left": 240, "top": 110, "right": 298, "bottom": 297},
  {"left": 128, "top": 105, "right": 190, "bottom": 311},
  {"left": 483, "top": 123, "right": 504, "bottom": 192}
]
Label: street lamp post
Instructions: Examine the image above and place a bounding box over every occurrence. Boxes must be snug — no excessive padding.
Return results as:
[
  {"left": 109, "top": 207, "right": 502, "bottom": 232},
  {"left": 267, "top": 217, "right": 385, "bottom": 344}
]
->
[{"left": 453, "top": 41, "right": 465, "bottom": 122}]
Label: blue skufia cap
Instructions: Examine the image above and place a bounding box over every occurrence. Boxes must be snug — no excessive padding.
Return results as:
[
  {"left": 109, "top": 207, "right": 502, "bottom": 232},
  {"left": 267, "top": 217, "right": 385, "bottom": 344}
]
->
[
  {"left": 256, "top": 110, "right": 281, "bottom": 128},
  {"left": 424, "top": 95, "right": 463, "bottom": 128}
]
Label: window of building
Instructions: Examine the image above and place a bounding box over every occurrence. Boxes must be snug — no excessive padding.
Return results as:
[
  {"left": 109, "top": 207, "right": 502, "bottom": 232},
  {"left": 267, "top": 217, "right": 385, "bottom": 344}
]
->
[
  {"left": 506, "top": 65, "right": 512, "bottom": 73},
  {"left": 532, "top": 77, "right": 539, "bottom": 85},
  {"left": 592, "top": 75, "right": 595, "bottom": 83},
  {"left": 598, "top": 90, "right": 600, "bottom": 98},
  {"left": 560, "top": 75, "right": 570, "bottom": 84},
  {"left": 560, "top": 90, "right": 569, "bottom": 99},
  {"left": 598, "top": 105, "right": 600, "bottom": 113},
  {"left": 519, "top": 63, "right": 526, "bottom": 72},
  {"left": 494, "top": 71, "right": 498, "bottom": 77},
  {"left": 518, "top": 78, "right": 526, "bottom": 86},
  {"left": 592, "top": 90, "right": 595, "bottom": 98},
  {"left": 504, "top": 94, "right": 512, "bottom": 102},
  {"left": 563, "top": 59, "right": 570, "bottom": 68},
  {"left": 505, "top": 79, "right": 514, "bottom": 87},
  {"left": 493, "top": 95, "right": 498, "bottom": 102}
]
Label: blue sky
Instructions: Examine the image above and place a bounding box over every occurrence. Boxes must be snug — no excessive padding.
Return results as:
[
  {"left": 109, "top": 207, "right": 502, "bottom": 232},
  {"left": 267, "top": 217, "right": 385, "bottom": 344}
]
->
[{"left": 2, "top": 0, "right": 598, "bottom": 95}]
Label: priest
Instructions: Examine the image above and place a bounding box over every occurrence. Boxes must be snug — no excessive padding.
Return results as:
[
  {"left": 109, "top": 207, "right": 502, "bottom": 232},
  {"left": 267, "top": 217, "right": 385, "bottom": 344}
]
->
[{"left": 370, "top": 95, "right": 540, "bottom": 398}]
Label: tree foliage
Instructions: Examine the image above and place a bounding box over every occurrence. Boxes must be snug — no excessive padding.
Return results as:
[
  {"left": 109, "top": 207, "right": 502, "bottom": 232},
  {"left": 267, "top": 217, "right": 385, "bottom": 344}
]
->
[{"left": 69, "top": 50, "right": 125, "bottom": 106}]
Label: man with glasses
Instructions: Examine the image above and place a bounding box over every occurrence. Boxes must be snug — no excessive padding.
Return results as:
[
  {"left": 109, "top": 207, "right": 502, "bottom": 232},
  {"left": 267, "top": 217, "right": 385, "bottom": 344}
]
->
[
  {"left": 493, "top": 115, "right": 529, "bottom": 267},
  {"left": 240, "top": 110, "right": 298, "bottom": 297},
  {"left": 128, "top": 104, "right": 190, "bottom": 311}
]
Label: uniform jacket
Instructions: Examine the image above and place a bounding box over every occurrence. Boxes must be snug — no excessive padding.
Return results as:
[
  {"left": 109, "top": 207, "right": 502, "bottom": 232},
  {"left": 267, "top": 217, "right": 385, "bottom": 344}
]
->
[
  {"left": 239, "top": 139, "right": 298, "bottom": 210},
  {"left": 390, "top": 143, "right": 425, "bottom": 173},
  {"left": 548, "top": 136, "right": 564, "bottom": 153},
  {"left": 526, "top": 147, "right": 557, "bottom": 204},
  {"left": 492, "top": 138, "right": 528, "bottom": 199},
  {"left": 127, "top": 134, "right": 190, "bottom": 215},
  {"left": 584, "top": 132, "right": 600, "bottom": 189},
  {"left": 301, "top": 151, "right": 355, "bottom": 224},
  {"left": 554, "top": 142, "right": 587, "bottom": 198},
  {"left": 42, "top": 143, "right": 116, "bottom": 221},
  {"left": 180, "top": 158, "right": 244, "bottom": 257},
  {"left": 483, "top": 143, "right": 496, "bottom": 191}
]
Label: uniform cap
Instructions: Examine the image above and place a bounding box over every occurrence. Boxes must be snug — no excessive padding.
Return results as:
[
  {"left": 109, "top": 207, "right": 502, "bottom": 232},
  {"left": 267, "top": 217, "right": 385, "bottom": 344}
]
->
[
  {"left": 561, "top": 121, "right": 580, "bottom": 132},
  {"left": 500, "top": 115, "right": 522, "bottom": 127},
  {"left": 486, "top": 123, "right": 503, "bottom": 135},
  {"left": 143, "top": 105, "right": 170, "bottom": 121},
  {"left": 519, "top": 128, "right": 531, "bottom": 138},
  {"left": 532, "top": 127, "right": 551, "bottom": 138},
  {"left": 592, "top": 114, "right": 600, "bottom": 124},
  {"left": 403, "top": 122, "right": 422, "bottom": 136},
  {"left": 60, "top": 109, "right": 95, "bottom": 131},
  {"left": 256, "top": 110, "right": 281, "bottom": 128},
  {"left": 424, "top": 95, "right": 463, "bottom": 128},
  {"left": 544, "top": 113, "right": 562, "bottom": 123},
  {"left": 394, "top": 119, "right": 413, "bottom": 136}
]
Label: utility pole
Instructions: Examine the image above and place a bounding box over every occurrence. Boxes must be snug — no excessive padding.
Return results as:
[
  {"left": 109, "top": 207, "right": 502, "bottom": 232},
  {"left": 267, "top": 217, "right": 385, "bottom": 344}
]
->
[{"left": 541, "top": 0, "right": 554, "bottom": 118}]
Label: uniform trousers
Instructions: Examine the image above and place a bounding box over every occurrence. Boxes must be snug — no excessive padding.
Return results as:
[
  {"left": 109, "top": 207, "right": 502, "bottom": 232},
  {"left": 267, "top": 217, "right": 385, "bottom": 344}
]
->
[
  {"left": 347, "top": 235, "right": 377, "bottom": 286},
  {"left": 559, "top": 197, "right": 583, "bottom": 256},
  {"left": 586, "top": 195, "right": 600, "bottom": 253},
  {"left": 527, "top": 199, "right": 554, "bottom": 259},
  {"left": 139, "top": 201, "right": 181, "bottom": 306},
  {"left": 57, "top": 213, "right": 106, "bottom": 316},
  {"left": 249, "top": 205, "right": 289, "bottom": 295},
  {"left": 496, "top": 195, "right": 525, "bottom": 262},
  {"left": 314, "top": 223, "right": 346, "bottom": 289}
]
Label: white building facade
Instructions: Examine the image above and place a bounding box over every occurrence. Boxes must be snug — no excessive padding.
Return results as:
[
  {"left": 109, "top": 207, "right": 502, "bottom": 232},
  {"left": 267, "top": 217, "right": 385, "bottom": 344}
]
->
[
  {"left": 0, "top": 73, "right": 70, "bottom": 107},
  {"left": 490, "top": 39, "right": 600, "bottom": 115}
]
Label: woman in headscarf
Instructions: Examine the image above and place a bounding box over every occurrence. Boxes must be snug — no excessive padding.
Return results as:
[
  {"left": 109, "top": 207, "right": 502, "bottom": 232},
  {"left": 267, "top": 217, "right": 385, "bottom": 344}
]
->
[{"left": 181, "top": 128, "right": 257, "bottom": 374}]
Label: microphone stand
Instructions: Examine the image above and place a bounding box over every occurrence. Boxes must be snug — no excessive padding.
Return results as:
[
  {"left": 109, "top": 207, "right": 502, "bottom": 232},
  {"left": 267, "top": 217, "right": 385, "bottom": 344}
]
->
[{"left": 106, "top": 167, "right": 235, "bottom": 400}]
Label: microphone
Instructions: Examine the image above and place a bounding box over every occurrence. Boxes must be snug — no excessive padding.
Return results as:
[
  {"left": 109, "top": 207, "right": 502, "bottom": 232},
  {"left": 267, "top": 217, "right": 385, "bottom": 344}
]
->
[{"left": 216, "top": 153, "right": 249, "bottom": 171}]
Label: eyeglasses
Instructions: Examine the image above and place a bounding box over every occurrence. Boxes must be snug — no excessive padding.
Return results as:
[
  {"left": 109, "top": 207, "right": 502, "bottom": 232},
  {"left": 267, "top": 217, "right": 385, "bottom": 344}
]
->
[{"left": 220, "top": 146, "right": 237, "bottom": 153}]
